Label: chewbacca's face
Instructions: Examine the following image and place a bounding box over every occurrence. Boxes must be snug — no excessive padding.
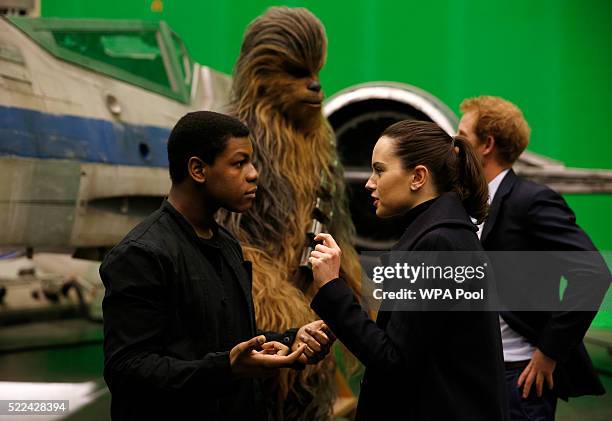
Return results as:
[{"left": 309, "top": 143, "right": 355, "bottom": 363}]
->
[
  {"left": 235, "top": 7, "right": 328, "bottom": 131},
  {"left": 257, "top": 56, "right": 324, "bottom": 129}
]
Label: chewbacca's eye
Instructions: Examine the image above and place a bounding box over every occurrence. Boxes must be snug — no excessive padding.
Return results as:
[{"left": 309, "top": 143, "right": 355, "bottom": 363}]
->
[{"left": 284, "top": 64, "right": 310, "bottom": 78}]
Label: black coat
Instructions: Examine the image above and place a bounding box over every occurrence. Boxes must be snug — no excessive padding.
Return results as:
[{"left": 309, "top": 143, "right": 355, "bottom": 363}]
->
[
  {"left": 481, "top": 169, "right": 611, "bottom": 399},
  {"left": 101, "top": 201, "right": 267, "bottom": 421},
  {"left": 311, "top": 192, "right": 508, "bottom": 421}
]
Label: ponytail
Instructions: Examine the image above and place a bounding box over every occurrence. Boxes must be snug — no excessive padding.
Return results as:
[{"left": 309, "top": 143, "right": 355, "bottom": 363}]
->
[{"left": 452, "top": 136, "right": 489, "bottom": 224}]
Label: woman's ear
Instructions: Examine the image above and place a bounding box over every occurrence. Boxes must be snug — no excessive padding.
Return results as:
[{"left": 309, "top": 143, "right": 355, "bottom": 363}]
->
[
  {"left": 410, "top": 165, "right": 428, "bottom": 191},
  {"left": 188, "top": 156, "right": 206, "bottom": 183}
]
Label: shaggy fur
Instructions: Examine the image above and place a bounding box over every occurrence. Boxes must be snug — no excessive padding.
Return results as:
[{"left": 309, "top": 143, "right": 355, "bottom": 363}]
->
[{"left": 219, "top": 6, "right": 362, "bottom": 420}]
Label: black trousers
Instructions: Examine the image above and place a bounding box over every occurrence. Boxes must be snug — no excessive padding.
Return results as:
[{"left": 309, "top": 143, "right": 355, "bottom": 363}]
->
[{"left": 505, "top": 367, "right": 557, "bottom": 421}]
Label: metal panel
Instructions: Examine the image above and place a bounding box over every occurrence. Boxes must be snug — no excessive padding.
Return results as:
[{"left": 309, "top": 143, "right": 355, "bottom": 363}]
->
[{"left": 0, "top": 157, "right": 79, "bottom": 247}]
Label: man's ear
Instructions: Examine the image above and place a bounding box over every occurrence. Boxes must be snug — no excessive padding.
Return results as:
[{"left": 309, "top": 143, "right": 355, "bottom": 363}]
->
[
  {"left": 187, "top": 156, "right": 206, "bottom": 183},
  {"left": 410, "top": 165, "right": 428, "bottom": 191},
  {"left": 482, "top": 135, "right": 496, "bottom": 158}
]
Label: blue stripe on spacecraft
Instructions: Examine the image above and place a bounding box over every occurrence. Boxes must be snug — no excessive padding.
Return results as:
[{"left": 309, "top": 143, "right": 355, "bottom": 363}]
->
[{"left": 0, "top": 105, "right": 171, "bottom": 167}]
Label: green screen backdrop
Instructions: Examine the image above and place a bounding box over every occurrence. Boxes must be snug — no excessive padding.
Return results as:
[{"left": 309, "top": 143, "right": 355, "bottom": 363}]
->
[{"left": 41, "top": 0, "right": 612, "bottom": 326}]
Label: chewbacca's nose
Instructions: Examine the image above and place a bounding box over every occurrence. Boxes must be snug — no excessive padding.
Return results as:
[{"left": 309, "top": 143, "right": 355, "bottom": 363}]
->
[{"left": 308, "top": 80, "right": 322, "bottom": 93}]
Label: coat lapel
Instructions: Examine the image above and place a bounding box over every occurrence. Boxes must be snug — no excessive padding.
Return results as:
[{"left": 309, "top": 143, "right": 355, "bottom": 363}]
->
[
  {"left": 481, "top": 169, "right": 517, "bottom": 243},
  {"left": 220, "top": 246, "right": 256, "bottom": 329}
]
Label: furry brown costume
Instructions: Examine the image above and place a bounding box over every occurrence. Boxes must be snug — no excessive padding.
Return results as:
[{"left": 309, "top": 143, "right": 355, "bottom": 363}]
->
[{"left": 219, "top": 6, "right": 362, "bottom": 421}]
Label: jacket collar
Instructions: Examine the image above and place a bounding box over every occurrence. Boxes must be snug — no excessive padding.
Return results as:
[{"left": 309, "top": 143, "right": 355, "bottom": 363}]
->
[
  {"left": 481, "top": 169, "right": 517, "bottom": 242},
  {"left": 162, "top": 199, "right": 204, "bottom": 240},
  {"left": 161, "top": 199, "right": 227, "bottom": 248},
  {"left": 392, "top": 191, "right": 478, "bottom": 251}
]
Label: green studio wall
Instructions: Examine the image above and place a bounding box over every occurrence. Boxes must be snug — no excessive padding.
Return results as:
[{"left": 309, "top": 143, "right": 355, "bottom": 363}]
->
[{"left": 40, "top": 0, "right": 612, "bottom": 325}]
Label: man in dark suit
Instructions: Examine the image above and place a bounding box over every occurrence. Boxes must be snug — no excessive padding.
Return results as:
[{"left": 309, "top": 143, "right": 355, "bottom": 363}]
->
[{"left": 458, "top": 95, "right": 611, "bottom": 420}]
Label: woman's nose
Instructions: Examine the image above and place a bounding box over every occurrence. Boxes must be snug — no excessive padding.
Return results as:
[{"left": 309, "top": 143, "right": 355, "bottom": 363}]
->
[{"left": 365, "top": 177, "right": 375, "bottom": 192}]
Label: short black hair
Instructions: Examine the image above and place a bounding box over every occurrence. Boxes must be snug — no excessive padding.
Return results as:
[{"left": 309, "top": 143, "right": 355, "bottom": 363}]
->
[{"left": 167, "top": 111, "right": 250, "bottom": 183}]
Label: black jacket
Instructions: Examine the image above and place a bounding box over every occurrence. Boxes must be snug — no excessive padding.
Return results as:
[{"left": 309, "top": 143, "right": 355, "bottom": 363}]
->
[
  {"left": 482, "top": 169, "right": 611, "bottom": 399},
  {"left": 101, "top": 201, "right": 294, "bottom": 421},
  {"left": 311, "top": 192, "right": 508, "bottom": 421}
]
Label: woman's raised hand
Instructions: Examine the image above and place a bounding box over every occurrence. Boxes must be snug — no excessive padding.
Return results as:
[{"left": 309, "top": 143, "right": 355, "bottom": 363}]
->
[{"left": 309, "top": 233, "right": 342, "bottom": 289}]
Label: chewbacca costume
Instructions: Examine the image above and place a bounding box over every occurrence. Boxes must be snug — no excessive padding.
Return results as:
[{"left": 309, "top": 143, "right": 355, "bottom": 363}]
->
[{"left": 219, "top": 7, "right": 362, "bottom": 421}]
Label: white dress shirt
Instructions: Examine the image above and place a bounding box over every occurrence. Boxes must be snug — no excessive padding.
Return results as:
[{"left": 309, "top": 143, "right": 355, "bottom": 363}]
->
[{"left": 479, "top": 169, "right": 535, "bottom": 362}]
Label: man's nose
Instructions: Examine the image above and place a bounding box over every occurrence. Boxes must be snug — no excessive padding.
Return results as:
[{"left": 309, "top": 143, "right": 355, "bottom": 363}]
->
[
  {"left": 247, "top": 164, "right": 258, "bottom": 182},
  {"left": 308, "top": 80, "right": 321, "bottom": 93}
]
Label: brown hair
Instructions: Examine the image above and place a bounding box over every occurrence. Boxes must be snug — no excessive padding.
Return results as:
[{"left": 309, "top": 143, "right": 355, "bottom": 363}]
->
[
  {"left": 460, "top": 95, "right": 530, "bottom": 165},
  {"left": 382, "top": 120, "right": 489, "bottom": 223}
]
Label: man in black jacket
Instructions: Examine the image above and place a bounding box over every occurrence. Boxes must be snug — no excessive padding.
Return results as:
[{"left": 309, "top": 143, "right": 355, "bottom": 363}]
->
[
  {"left": 101, "top": 111, "right": 332, "bottom": 420},
  {"left": 458, "top": 95, "right": 611, "bottom": 420}
]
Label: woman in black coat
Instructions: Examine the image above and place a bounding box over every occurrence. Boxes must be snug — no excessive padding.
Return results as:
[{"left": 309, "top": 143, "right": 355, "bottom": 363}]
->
[{"left": 309, "top": 121, "right": 508, "bottom": 420}]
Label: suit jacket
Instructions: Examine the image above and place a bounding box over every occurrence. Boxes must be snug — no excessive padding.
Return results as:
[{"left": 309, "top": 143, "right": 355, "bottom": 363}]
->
[
  {"left": 481, "top": 169, "right": 611, "bottom": 399},
  {"left": 312, "top": 192, "right": 508, "bottom": 421}
]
